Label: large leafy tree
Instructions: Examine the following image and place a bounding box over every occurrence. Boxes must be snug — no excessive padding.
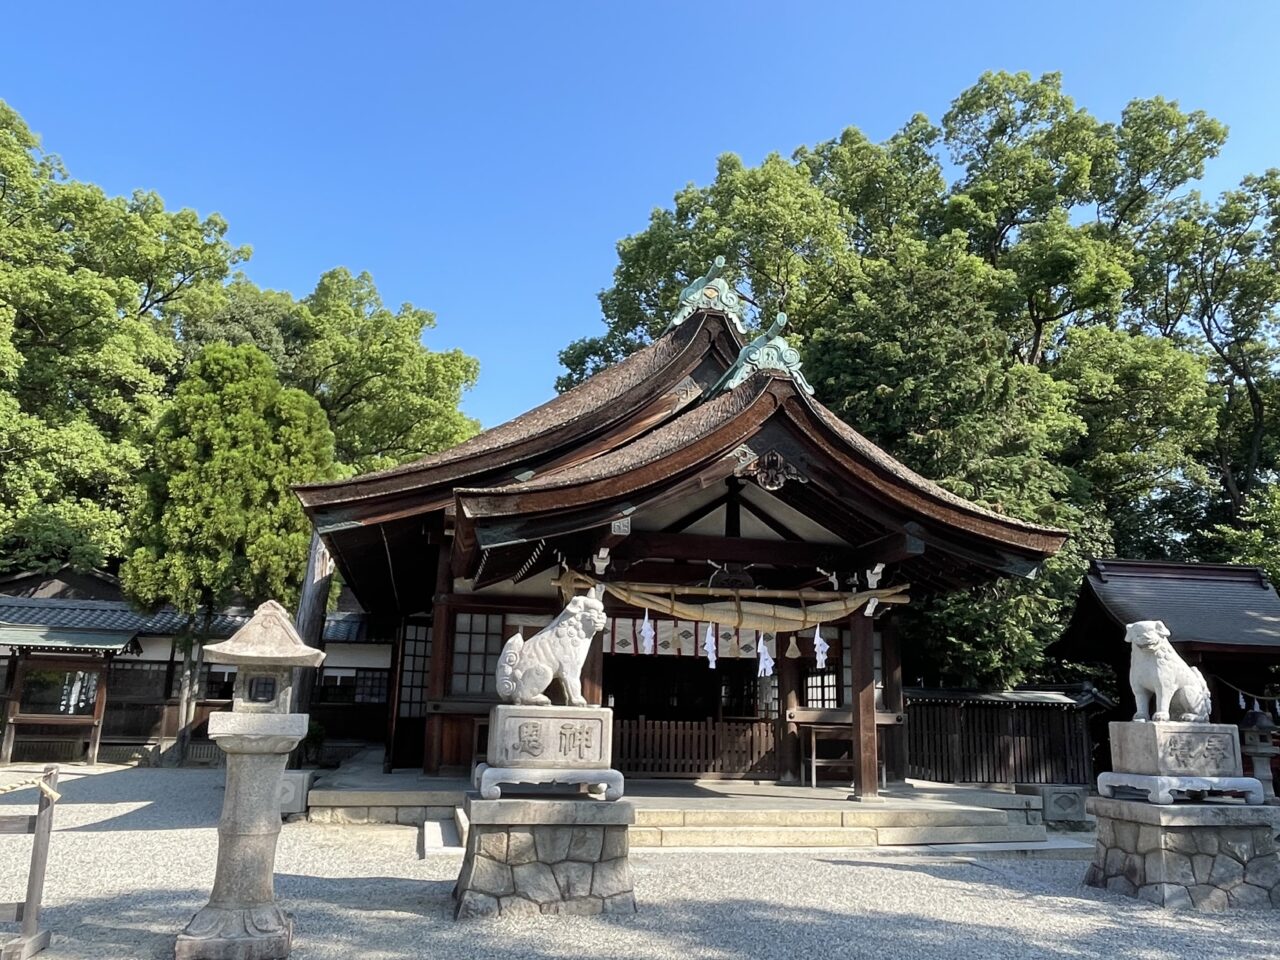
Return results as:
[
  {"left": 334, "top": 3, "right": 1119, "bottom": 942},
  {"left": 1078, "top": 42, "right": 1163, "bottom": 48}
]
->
[
  {"left": 122, "top": 343, "right": 338, "bottom": 619},
  {"left": 173, "top": 268, "right": 480, "bottom": 472},
  {"left": 558, "top": 72, "right": 1255, "bottom": 687},
  {"left": 0, "top": 101, "right": 244, "bottom": 573}
]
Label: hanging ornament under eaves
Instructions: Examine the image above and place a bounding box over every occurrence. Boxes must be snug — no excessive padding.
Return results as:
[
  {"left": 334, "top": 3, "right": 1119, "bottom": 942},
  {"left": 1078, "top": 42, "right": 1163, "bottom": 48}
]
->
[
  {"left": 757, "top": 631, "right": 775, "bottom": 678},
  {"left": 785, "top": 635, "right": 801, "bottom": 659},
  {"left": 813, "top": 624, "right": 829, "bottom": 670},
  {"left": 703, "top": 623, "right": 718, "bottom": 669},
  {"left": 640, "top": 609, "right": 655, "bottom": 655}
]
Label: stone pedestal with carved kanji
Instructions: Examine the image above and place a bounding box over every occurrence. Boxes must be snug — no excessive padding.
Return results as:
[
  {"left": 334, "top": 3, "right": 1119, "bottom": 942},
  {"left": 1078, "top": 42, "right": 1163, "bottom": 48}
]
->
[{"left": 472, "top": 705, "right": 623, "bottom": 801}]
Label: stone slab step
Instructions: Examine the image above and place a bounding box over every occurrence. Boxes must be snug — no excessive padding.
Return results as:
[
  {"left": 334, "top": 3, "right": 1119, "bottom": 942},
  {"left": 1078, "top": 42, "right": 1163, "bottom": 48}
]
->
[
  {"left": 631, "top": 826, "right": 879, "bottom": 847},
  {"left": 633, "top": 806, "right": 1009, "bottom": 829},
  {"left": 873, "top": 823, "right": 1047, "bottom": 845},
  {"left": 628, "top": 822, "right": 1047, "bottom": 848}
]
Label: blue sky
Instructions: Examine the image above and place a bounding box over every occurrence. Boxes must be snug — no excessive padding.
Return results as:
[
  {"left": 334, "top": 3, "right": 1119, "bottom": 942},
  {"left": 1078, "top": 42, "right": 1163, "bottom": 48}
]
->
[{"left": 3, "top": 3, "right": 1278, "bottom": 427}]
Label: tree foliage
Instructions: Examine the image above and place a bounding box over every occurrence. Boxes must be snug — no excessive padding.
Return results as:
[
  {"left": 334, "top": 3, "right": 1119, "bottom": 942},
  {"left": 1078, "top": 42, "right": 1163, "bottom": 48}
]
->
[
  {"left": 121, "top": 343, "right": 338, "bottom": 618},
  {"left": 0, "top": 99, "right": 478, "bottom": 612},
  {"left": 560, "top": 71, "right": 1278, "bottom": 687}
]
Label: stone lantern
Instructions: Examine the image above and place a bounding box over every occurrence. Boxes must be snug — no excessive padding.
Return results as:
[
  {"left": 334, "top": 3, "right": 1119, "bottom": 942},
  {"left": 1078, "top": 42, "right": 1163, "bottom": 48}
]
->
[
  {"left": 1240, "top": 709, "right": 1279, "bottom": 805},
  {"left": 176, "top": 600, "right": 324, "bottom": 960}
]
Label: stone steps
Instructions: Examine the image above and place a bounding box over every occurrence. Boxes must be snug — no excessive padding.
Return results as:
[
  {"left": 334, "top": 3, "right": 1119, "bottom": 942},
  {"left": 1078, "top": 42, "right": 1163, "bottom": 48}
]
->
[
  {"left": 632, "top": 805, "right": 1009, "bottom": 829},
  {"left": 626, "top": 814, "right": 1047, "bottom": 848}
]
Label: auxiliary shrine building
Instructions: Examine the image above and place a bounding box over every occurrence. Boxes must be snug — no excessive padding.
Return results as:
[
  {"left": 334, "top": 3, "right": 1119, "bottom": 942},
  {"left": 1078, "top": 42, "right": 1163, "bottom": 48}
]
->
[{"left": 295, "top": 263, "right": 1066, "bottom": 796}]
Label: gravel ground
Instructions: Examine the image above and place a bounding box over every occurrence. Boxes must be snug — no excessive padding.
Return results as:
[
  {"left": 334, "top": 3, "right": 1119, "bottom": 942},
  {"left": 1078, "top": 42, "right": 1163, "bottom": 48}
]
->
[{"left": 1, "top": 765, "right": 1278, "bottom": 960}]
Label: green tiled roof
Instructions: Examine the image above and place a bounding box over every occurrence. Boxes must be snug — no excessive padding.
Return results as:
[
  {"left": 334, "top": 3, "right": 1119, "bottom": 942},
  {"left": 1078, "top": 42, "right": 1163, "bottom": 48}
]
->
[{"left": 0, "top": 625, "right": 138, "bottom": 652}]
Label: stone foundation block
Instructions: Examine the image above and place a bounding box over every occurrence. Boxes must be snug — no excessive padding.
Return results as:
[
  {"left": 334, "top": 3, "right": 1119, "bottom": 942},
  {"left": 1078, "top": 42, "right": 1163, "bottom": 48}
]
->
[
  {"left": 453, "top": 793, "right": 636, "bottom": 919},
  {"left": 1084, "top": 796, "right": 1280, "bottom": 910}
]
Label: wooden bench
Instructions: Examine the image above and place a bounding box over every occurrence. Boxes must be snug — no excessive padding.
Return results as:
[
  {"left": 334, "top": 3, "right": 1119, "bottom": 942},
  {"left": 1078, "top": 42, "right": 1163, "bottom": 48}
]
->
[
  {"left": 1, "top": 765, "right": 59, "bottom": 959},
  {"left": 786, "top": 708, "right": 904, "bottom": 788}
]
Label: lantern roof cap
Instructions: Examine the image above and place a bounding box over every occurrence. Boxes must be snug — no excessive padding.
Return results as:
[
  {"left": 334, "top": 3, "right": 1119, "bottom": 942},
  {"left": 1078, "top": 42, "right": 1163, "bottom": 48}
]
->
[{"left": 203, "top": 600, "right": 325, "bottom": 667}]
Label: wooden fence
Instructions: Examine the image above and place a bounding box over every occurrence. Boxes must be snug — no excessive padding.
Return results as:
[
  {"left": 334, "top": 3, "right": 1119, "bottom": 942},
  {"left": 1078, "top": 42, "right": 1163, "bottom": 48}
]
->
[
  {"left": 0, "top": 764, "right": 59, "bottom": 959},
  {"left": 906, "top": 700, "right": 1093, "bottom": 785},
  {"left": 614, "top": 718, "right": 776, "bottom": 778}
]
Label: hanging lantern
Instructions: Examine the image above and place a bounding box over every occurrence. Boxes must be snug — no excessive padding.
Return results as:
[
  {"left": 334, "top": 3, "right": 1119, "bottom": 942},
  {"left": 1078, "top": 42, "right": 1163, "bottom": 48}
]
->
[
  {"left": 639, "top": 609, "right": 655, "bottom": 655},
  {"left": 813, "top": 624, "right": 829, "bottom": 670},
  {"left": 757, "top": 631, "right": 775, "bottom": 678},
  {"left": 784, "top": 635, "right": 801, "bottom": 659},
  {"left": 703, "top": 623, "right": 717, "bottom": 669}
]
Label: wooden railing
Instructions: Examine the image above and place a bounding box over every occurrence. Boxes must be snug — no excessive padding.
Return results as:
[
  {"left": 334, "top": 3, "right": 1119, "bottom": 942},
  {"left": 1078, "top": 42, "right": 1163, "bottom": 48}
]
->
[
  {"left": 0, "top": 765, "right": 59, "bottom": 959},
  {"left": 613, "top": 718, "right": 776, "bottom": 779},
  {"left": 907, "top": 702, "right": 1093, "bottom": 785}
]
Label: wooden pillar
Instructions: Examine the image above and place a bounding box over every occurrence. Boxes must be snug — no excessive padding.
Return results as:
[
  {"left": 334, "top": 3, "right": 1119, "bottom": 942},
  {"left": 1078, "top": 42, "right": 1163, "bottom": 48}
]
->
[
  {"left": 423, "top": 542, "right": 453, "bottom": 775},
  {"left": 88, "top": 662, "right": 108, "bottom": 765},
  {"left": 384, "top": 619, "right": 405, "bottom": 773},
  {"left": 0, "top": 656, "right": 22, "bottom": 764},
  {"left": 849, "top": 612, "right": 879, "bottom": 800},
  {"left": 582, "top": 630, "right": 604, "bottom": 706},
  {"left": 292, "top": 530, "right": 334, "bottom": 714},
  {"left": 776, "top": 636, "right": 801, "bottom": 783},
  {"left": 880, "top": 615, "right": 907, "bottom": 782}
]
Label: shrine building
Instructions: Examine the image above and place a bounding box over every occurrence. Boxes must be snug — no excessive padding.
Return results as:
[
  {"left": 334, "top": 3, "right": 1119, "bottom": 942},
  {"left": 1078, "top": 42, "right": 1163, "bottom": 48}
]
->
[{"left": 294, "top": 261, "right": 1067, "bottom": 798}]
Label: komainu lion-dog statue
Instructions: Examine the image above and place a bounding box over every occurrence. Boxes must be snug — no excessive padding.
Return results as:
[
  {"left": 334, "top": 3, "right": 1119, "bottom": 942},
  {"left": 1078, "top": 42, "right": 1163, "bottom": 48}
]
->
[
  {"left": 1126, "top": 619, "right": 1211, "bottom": 723},
  {"left": 496, "top": 587, "right": 608, "bottom": 706}
]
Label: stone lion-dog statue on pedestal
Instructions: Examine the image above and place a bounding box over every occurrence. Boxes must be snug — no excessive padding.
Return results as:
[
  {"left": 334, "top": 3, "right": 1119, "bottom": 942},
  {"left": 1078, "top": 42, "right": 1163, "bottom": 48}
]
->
[
  {"left": 496, "top": 587, "right": 608, "bottom": 706},
  {"left": 1126, "top": 619, "right": 1211, "bottom": 723}
]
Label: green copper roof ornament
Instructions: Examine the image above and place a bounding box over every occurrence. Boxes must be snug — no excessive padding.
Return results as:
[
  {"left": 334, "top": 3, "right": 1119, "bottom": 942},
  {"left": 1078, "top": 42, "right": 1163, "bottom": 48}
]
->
[
  {"left": 665, "top": 256, "right": 748, "bottom": 335},
  {"left": 709, "top": 312, "right": 815, "bottom": 396}
]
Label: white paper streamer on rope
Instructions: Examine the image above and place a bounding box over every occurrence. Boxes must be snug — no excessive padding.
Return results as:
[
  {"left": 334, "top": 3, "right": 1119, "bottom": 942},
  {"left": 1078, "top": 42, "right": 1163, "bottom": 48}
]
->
[
  {"left": 1240, "top": 691, "right": 1247, "bottom": 710},
  {"left": 640, "top": 609, "right": 655, "bottom": 655},
  {"left": 1255, "top": 699, "right": 1264, "bottom": 713},
  {"left": 757, "top": 630, "right": 775, "bottom": 678},
  {"left": 703, "top": 623, "right": 717, "bottom": 668},
  {"left": 813, "top": 624, "right": 829, "bottom": 670}
]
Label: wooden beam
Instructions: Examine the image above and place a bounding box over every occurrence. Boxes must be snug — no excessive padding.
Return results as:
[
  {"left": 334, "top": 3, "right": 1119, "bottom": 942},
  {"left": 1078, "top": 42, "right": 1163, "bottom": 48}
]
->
[
  {"left": 880, "top": 614, "right": 907, "bottom": 782},
  {"left": 423, "top": 542, "right": 453, "bottom": 775},
  {"left": 611, "top": 529, "right": 901, "bottom": 576},
  {"left": 776, "top": 646, "right": 801, "bottom": 783},
  {"left": 739, "top": 498, "right": 802, "bottom": 542},
  {"left": 849, "top": 612, "right": 879, "bottom": 800},
  {"left": 662, "top": 490, "right": 731, "bottom": 533}
]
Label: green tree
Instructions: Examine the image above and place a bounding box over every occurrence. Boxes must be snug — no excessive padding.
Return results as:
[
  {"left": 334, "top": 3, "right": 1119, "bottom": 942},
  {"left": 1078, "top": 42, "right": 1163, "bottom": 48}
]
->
[
  {"left": 174, "top": 268, "right": 480, "bottom": 472},
  {"left": 122, "top": 343, "right": 338, "bottom": 617},
  {"left": 0, "top": 100, "right": 244, "bottom": 573},
  {"left": 557, "top": 72, "right": 1248, "bottom": 687}
]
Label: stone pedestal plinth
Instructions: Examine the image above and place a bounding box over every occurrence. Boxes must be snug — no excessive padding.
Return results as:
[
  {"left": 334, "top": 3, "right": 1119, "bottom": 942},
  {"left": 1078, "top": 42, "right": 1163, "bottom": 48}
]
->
[
  {"left": 453, "top": 794, "right": 636, "bottom": 919},
  {"left": 1109, "top": 721, "right": 1242, "bottom": 777},
  {"left": 176, "top": 713, "right": 307, "bottom": 959},
  {"left": 1084, "top": 796, "right": 1280, "bottom": 910},
  {"left": 475, "top": 704, "right": 623, "bottom": 800}
]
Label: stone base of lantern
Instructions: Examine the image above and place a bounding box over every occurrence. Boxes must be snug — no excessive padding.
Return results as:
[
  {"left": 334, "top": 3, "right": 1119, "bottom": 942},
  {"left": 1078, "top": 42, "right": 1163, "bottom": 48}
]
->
[
  {"left": 453, "top": 794, "right": 637, "bottom": 919},
  {"left": 174, "top": 904, "right": 292, "bottom": 960},
  {"left": 1084, "top": 796, "right": 1280, "bottom": 909}
]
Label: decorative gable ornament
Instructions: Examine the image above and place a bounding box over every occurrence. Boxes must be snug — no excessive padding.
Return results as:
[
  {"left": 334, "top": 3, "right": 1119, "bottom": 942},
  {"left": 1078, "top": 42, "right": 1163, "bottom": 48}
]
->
[
  {"left": 744, "top": 450, "right": 808, "bottom": 492},
  {"left": 666, "top": 257, "right": 748, "bottom": 334},
  {"left": 710, "top": 313, "right": 815, "bottom": 396}
]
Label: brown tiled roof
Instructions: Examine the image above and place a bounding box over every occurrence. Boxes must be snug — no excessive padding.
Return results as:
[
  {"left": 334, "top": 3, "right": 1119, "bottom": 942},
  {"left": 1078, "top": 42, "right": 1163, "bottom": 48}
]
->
[
  {"left": 297, "top": 316, "right": 726, "bottom": 508},
  {"left": 462, "top": 375, "right": 771, "bottom": 498},
  {"left": 806, "top": 400, "right": 1065, "bottom": 538}
]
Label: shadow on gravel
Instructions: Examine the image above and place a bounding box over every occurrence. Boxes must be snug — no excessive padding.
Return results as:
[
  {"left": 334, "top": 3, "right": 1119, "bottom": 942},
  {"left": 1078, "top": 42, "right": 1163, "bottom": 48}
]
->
[
  {"left": 0, "top": 767, "right": 223, "bottom": 831},
  {"left": 33, "top": 880, "right": 1280, "bottom": 960}
]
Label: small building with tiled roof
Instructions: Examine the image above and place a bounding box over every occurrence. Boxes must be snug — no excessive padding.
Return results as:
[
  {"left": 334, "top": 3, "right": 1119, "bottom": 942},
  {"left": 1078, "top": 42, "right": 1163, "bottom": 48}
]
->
[
  {"left": 0, "top": 568, "right": 392, "bottom": 765},
  {"left": 294, "top": 260, "right": 1068, "bottom": 792},
  {"left": 1056, "top": 559, "right": 1280, "bottom": 738}
]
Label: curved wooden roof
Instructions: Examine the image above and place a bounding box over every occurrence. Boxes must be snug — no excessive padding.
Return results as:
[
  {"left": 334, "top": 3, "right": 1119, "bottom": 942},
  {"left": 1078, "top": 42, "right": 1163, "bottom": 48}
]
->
[{"left": 298, "top": 308, "right": 1067, "bottom": 611}]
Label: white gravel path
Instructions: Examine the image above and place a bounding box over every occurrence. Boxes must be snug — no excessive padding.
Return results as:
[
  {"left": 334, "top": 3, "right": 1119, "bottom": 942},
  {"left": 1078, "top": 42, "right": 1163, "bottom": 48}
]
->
[{"left": 1, "top": 765, "right": 1277, "bottom": 959}]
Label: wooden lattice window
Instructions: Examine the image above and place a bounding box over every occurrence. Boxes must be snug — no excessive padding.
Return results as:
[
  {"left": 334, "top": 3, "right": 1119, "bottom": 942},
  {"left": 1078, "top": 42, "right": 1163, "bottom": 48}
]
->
[
  {"left": 450, "top": 612, "right": 505, "bottom": 696},
  {"left": 106, "top": 660, "right": 168, "bottom": 701},
  {"left": 399, "top": 621, "right": 432, "bottom": 718},
  {"left": 803, "top": 663, "right": 842, "bottom": 708}
]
